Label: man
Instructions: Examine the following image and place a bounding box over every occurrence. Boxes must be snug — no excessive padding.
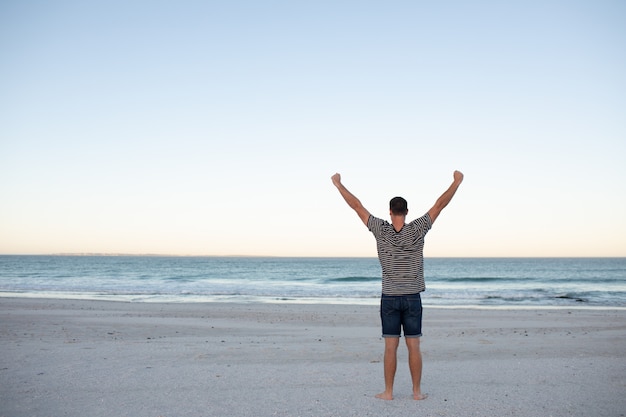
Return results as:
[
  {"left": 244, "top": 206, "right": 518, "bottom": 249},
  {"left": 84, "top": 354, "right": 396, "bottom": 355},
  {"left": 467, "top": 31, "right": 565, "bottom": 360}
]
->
[{"left": 331, "top": 170, "right": 464, "bottom": 400}]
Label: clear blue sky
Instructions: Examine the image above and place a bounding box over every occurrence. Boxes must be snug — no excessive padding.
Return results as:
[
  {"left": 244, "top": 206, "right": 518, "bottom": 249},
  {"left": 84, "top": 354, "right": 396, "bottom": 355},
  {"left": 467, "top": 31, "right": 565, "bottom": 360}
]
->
[{"left": 1, "top": 0, "right": 625, "bottom": 257}]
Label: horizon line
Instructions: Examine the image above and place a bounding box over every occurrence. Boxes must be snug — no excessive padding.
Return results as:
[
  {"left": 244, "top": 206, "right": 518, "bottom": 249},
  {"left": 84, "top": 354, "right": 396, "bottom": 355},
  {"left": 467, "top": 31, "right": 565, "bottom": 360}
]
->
[{"left": 1, "top": 253, "right": 624, "bottom": 259}]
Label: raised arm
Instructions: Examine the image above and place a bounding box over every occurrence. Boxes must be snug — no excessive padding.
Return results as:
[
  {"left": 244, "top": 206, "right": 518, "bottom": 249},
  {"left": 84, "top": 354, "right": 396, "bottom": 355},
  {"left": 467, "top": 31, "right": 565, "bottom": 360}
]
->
[
  {"left": 428, "top": 170, "right": 464, "bottom": 224},
  {"left": 331, "top": 173, "right": 371, "bottom": 226}
]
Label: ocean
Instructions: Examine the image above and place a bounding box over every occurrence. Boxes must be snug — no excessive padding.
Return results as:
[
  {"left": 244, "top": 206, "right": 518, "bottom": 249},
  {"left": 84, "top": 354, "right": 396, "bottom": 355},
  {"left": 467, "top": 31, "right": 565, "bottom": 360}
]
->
[{"left": 0, "top": 256, "right": 625, "bottom": 308}]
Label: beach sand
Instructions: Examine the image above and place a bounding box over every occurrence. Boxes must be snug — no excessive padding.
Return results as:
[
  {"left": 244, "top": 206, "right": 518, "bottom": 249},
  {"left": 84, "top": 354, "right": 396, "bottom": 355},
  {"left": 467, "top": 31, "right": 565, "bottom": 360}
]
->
[{"left": 1, "top": 298, "right": 625, "bottom": 417}]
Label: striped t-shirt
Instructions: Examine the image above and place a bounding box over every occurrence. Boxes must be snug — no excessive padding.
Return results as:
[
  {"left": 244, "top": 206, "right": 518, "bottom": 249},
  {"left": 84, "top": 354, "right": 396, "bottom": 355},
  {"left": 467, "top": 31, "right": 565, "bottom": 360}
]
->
[{"left": 367, "top": 213, "right": 432, "bottom": 295}]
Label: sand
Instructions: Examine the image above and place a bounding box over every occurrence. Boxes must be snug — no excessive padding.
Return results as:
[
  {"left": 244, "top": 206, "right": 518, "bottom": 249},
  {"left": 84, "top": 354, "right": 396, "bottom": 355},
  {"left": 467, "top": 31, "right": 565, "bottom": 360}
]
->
[{"left": 1, "top": 298, "right": 625, "bottom": 417}]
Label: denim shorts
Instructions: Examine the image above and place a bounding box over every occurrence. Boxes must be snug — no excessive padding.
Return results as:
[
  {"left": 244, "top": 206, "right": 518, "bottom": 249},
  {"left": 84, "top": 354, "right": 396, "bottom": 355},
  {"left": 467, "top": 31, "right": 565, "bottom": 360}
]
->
[{"left": 380, "top": 293, "right": 423, "bottom": 338}]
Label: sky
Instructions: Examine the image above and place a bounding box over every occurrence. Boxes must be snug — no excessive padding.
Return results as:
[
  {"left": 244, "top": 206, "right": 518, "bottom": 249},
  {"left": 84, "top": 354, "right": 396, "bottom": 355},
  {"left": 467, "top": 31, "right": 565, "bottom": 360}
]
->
[{"left": 1, "top": 0, "right": 625, "bottom": 257}]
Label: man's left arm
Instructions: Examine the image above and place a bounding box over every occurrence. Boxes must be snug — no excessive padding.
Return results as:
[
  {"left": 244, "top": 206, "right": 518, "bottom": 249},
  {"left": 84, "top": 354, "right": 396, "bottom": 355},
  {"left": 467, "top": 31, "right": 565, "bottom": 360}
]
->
[{"left": 427, "top": 170, "right": 464, "bottom": 224}]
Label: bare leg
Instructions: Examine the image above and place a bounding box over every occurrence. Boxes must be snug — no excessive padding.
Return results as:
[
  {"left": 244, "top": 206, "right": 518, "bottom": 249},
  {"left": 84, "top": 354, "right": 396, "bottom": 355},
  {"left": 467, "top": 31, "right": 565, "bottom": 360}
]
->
[
  {"left": 376, "top": 337, "right": 399, "bottom": 400},
  {"left": 406, "top": 337, "right": 427, "bottom": 400}
]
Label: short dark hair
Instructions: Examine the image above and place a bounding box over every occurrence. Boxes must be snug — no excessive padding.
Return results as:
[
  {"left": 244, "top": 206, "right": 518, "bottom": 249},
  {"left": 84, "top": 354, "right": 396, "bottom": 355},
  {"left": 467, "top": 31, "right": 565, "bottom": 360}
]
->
[{"left": 389, "top": 196, "right": 408, "bottom": 215}]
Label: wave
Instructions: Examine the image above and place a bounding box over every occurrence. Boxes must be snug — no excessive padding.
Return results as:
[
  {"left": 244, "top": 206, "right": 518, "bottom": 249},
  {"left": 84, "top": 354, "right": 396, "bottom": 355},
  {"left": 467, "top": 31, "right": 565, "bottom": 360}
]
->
[
  {"left": 554, "top": 293, "right": 587, "bottom": 302},
  {"left": 429, "top": 276, "right": 626, "bottom": 285},
  {"left": 431, "top": 276, "right": 514, "bottom": 282},
  {"left": 323, "top": 276, "right": 380, "bottom": 283}
]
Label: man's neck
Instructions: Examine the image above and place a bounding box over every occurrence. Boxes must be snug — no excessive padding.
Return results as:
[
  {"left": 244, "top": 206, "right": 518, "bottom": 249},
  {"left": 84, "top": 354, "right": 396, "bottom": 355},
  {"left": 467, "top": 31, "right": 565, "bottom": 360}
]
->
[{"left": 391, "top": 215, "right": 406, "bottom": 232}]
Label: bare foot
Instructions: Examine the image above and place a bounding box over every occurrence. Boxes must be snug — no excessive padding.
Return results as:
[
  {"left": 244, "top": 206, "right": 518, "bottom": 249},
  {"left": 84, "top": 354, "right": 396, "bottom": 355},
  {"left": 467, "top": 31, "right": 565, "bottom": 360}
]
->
[
  {"left": 375, "top": 391, "right": 393, "bottom": 400},
  {"left": 413, "top": 392, "right": 428, "bottom": 401}
]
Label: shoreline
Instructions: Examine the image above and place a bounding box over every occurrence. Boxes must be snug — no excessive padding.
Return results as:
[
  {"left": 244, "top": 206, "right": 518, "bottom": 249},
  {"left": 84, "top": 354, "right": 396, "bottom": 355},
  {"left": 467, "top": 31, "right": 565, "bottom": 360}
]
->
[
  {"left": 1, "top": 297, "right": 625, "bottom": 417},
  {"left": 3, "top": 292, "right": 626, "bottom": 311},
  {"left": 2, "top": 293, "right": 625, "bottom": 310}
]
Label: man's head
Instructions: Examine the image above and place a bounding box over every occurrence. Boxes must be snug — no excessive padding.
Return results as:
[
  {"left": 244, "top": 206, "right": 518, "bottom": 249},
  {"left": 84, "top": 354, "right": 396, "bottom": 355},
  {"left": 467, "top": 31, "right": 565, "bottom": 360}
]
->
[{"left": 389, "top": 196, "right": 408, "bottom": 216}]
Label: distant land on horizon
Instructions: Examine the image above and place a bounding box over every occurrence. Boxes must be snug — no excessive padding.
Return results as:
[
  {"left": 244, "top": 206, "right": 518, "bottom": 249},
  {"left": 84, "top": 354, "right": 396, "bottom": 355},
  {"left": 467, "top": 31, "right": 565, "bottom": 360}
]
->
[{"left": 1, "top": 253, "right": 623, "bottom": 259}]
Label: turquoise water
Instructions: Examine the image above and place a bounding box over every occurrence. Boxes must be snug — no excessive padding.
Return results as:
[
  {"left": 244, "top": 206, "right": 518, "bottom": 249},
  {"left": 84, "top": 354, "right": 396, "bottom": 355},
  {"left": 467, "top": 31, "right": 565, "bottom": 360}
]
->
[{"left": 0, "top": 256, "right": 625, "bottom": 307}]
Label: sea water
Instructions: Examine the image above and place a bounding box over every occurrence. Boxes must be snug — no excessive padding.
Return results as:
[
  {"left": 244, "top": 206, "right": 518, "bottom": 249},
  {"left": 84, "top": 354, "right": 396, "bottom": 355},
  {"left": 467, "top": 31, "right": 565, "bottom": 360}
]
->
[{"left": 0, "top": 256, "right": 625, "bottom": 308}]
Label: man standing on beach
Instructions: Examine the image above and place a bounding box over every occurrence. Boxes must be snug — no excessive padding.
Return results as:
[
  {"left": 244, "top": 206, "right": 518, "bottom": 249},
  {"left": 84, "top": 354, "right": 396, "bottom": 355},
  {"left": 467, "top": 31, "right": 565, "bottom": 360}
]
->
[{"left": 331, "top": 170, "right": 464, "bottom": 400}]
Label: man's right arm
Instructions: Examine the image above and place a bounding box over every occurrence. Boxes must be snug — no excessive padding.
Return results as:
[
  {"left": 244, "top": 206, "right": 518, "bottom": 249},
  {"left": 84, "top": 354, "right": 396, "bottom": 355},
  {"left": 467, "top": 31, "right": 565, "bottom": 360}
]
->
[{"left": 331, "top": 173, "right": 371, "bottom": 226}]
